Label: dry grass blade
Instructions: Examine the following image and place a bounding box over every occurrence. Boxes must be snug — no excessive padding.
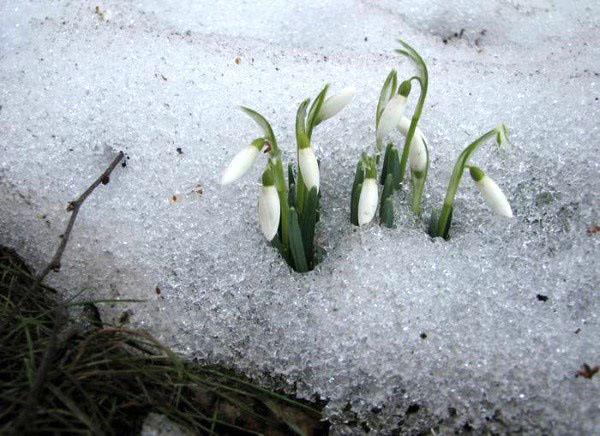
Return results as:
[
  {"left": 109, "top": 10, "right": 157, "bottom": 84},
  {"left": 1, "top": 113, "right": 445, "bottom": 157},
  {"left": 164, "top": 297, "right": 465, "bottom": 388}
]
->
[{"left": 0, "top": 247, "right": 328, "bottom": 435}]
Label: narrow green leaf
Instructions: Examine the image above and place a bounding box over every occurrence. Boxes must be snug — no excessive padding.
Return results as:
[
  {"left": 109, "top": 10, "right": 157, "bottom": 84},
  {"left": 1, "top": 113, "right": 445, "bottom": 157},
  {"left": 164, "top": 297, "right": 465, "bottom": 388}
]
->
[
  {"left": 288, "top": 208, "right": 309, "bottom": 272},
  {"left": 380, "top": 143, "right": 392, "bottom": 185},
  {"left": 379, "top": 173, "right": 394, "bottom": 222},
  {"left": 295, "top": 98, "right": 311, "bottom": 151},
  {"left": 350, "top": 161, "right": 365, "bottom": 225},
  {"left": 240, "top": 106, "right": 278, "bottom": 150},
  {"left": 306, "top": 84, "right": 329, "bottom": 138},
  {"left": 381, "top": 198, "right": 395, "bottom": 228},
  {"left": 428, "top": 209, "right": 440, "bottom": 237},
  {"left": 376, "top": 70, "right": 398, "bottom": 128},
  {"left": 381, "top": 173, "right": 394, "bottom": 202},
  {"left": 296, "top": 167, "right": 306, "bottom": 214},
  {"left": 389, "top": 146, "right": 402, "bottom": 189},
  {"left": 288, "top": 183, "right": 296, "bottom": 208},
  {"left": 288, "top": 163, "right": 295, "bottom": 186},
  {"left": 442, "top": 206, "right": 453, "bottom": 240},
  {"left": 300, "top": 187, "right": 319, "bottom": 266}
]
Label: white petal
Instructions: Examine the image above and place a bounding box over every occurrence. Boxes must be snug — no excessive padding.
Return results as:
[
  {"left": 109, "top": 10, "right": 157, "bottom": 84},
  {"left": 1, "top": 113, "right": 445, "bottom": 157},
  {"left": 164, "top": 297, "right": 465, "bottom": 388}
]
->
[
  {"left": 319, "top": 87, "right": 355, "bottom": 121},
  {"left": 258, "top": 186, "right": 280, "bottom": 240},
  {"left": 221, "top": 146, "right": 260, "bottom": 185},
  {"left": 398, "top": 116, "right": 427, "bottom": 173},
  {"left": 358, "top": 178, "right": 379, "bottom": 226},
  {"left": 476, "top": 176, "right": 513, "bottom": 218},
  {"left": 298, "top": 147, "right": 320, "bottom": 192},
  {"left": 376, "top": 94, "right": 407, "bottom": 141}
]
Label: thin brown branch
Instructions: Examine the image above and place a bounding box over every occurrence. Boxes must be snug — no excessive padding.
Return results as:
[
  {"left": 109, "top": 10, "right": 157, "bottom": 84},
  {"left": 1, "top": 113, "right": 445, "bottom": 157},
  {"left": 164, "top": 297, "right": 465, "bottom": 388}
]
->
[
  {"left": 35, "top": 151, "right": 124, "bottom": 284},
  {"left": 12, "top": 151, "right": 124, "bottom": 433}
]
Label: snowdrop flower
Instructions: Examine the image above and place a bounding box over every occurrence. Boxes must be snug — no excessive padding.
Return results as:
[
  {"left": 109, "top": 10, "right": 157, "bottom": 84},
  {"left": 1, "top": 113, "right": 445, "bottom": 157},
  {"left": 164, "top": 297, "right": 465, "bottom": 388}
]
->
[
  {"left": 221, "top": 138, "right": 265, "bottom": 185},
  {"left": 469, "top": 166, "right": 513, "bottom": 218},
  {"left": 298, "top": 144, "right": 320, "bottom": 192},
  {"left": 376, "top": 93, "right": 408, "bottom": 141},
  {"left": 398, "top": 116, "right": 427, "bottom": 174},
  {"left": 358, "top": 161, "right": 379, "bottom": 226},
  {"left": 318, "top": 87, "right": 356, "bottom": 121},
  {"left": 258, "top": 169, "right": 280, "bottom": 241}
]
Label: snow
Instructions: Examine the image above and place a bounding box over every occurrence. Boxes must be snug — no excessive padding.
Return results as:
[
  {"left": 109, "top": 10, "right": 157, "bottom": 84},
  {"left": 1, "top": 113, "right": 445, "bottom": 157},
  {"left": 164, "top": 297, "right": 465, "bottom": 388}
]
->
[{"left": 1, "top": 0, "right": 599, "bottom": 433}]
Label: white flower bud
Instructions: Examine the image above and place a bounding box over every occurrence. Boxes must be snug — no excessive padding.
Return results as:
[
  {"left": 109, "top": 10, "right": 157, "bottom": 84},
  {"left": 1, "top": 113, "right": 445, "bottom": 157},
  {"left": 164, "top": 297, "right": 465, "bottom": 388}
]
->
[
  {"left": 398, "top": 116, "right": 427, "bottom": 174},
  {"left": 319, "top": 87, "right": 355, "bottom": 121},
  {"left": 358, "top": 178, "right": 379, "bottom": 226},
  {"left": 258, "top": 185, "right": 280, "bottom": 241},
  {"left": 221, "top": 144, "right": 261, "bottom": 185},
  {"left": 470, "top": 166, "right": 513, "bottom": 218},
  {"left": 298, "top": 146, "right": 320, "bottom": 192},
  {"left": 376, "top": 94, "right": 407, "bottom": 141}
]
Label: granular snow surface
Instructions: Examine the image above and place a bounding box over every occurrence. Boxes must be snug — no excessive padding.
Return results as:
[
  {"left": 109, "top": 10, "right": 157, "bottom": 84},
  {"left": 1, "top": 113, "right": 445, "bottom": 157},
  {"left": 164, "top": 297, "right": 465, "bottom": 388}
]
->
[{"left": 1, "top": 0, "right": 599, "bottom": 433}]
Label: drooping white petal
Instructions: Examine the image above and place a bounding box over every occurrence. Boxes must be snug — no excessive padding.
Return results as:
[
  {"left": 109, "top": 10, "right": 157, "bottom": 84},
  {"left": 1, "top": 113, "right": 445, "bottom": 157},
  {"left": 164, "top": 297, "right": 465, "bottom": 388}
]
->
[
  {"left": 221, "top": 146, "right": 260, "bottom": 185},
  {"left": 398, "top": 116, "right": 428, "bottom": 173},
  {"left": 376, "top": 94, "right": 407, "bottom": 141},
  {"left": 476, "top": 175, "right": 513, "bottom": 218},
  {"left": 298, "top": 147, "right": 320, "bottom": 191},
  {"left": 258, "top": 185, "right": 280, "bottom": 240},
  {"left": 319, "top": 87, "right": 356, "bottom": 121},
  {"left": 358, "top": 178, "right": 379, "bottom": 226}
]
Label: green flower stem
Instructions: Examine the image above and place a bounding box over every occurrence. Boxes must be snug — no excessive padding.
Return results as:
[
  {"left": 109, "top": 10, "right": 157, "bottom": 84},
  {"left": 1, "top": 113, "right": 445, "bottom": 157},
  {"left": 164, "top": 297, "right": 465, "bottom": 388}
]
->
[
  {"left": 436, "top": 127, "right": 503, "bottom": 238},
  {"left": 396, "top": 40, "right": 429, "bottom": 188}
]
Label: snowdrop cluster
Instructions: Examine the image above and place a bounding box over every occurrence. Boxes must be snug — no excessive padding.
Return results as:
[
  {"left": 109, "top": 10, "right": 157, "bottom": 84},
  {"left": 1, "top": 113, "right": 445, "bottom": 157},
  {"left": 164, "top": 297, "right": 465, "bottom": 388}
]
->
[
  {"left": 350, "top": 40, "right": 513, "bottom": 240},
  {"left": 428, "top": 124, "right": 513, "bottom": 239},
  {"left": 223, "top": 40, "right": 514, "bottom": 272},
  {"left": 221, "top": 85, "right": 354, "bottom": 272}
]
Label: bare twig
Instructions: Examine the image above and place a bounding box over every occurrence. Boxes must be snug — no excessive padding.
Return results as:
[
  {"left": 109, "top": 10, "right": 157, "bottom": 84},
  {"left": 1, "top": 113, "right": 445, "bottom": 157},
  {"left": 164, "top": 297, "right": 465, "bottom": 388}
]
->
[
  {"left": 35, "top": 151, "right": 124, "bottom": 284},
  {"left": 13, "top": 151, "right": 124, "bottom": 433}
]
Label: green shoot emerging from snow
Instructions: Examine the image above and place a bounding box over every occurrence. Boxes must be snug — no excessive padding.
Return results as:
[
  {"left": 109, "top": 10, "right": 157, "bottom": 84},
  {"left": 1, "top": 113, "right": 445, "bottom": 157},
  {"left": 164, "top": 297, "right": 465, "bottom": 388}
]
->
[
  {"left": 350, "top": 39, "right": 430, "bottom": 227},
  {"left": 428, "top": 124, "right": 513, "bottom": 240},
  {"left": 350, "top": 39, "right": 513, "bottom": 240},
  {"left": 222, "top": 86, "right": 354, "bottom": 272}
]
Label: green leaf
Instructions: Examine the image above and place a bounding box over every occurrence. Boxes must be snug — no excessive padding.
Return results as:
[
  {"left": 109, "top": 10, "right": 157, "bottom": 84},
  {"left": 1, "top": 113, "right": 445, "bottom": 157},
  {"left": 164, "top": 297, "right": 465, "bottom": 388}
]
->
[
  {"left": 306, "top": 84, "right": 329, "bottom": 138},
  {"left": 350, "top": 161, "right": 365, "bottom": 226},
  {"left": 381, "top": 173, "right": 394, "bottom": 202},
  {"left": 300, "top": 187, "right": 319, "bottom": 265},
  {"left": 381, "top": 198, "right": 395, "bottom": 228},
  {"left": 379, "top": 173, "right": 394, "bottom": 223},
  {"left": 380, "top": 143, "right": 393, "bottom": 185},
  {"left": 240, "top": 106, "right": 278, "bottom": 151},
  {"left": 442, "top": 206, "right": 453, "bottom": 240},
  {"left": 389, "top": 146, "right": 402, "bottom": 189},
  {"left": 295, "top": 98, "right": 311, "bottom": 150},
  {"left": 296, "top": 169, "right": 306, "bottom": 214},
  {"left": 376, "top": 70, "right": 398, "bottom": 128},
  {"left": 288, "top": 163, "right": 295, "bottom": 187},
  {"left": 288, "top": 207, "right": 309, "bottom": 272},
  {"left": 428, "top": 209, "right": 440, "bottom": 237},
  {"left": 288, "top": 183, "right": 297, "bottom": 208}
]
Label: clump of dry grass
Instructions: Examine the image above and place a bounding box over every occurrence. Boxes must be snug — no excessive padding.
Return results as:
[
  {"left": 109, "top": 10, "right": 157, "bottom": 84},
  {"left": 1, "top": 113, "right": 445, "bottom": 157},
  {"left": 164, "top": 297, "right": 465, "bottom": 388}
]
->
[{"left": 0, "top": 246, "right": 327, "bottom": 435}]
